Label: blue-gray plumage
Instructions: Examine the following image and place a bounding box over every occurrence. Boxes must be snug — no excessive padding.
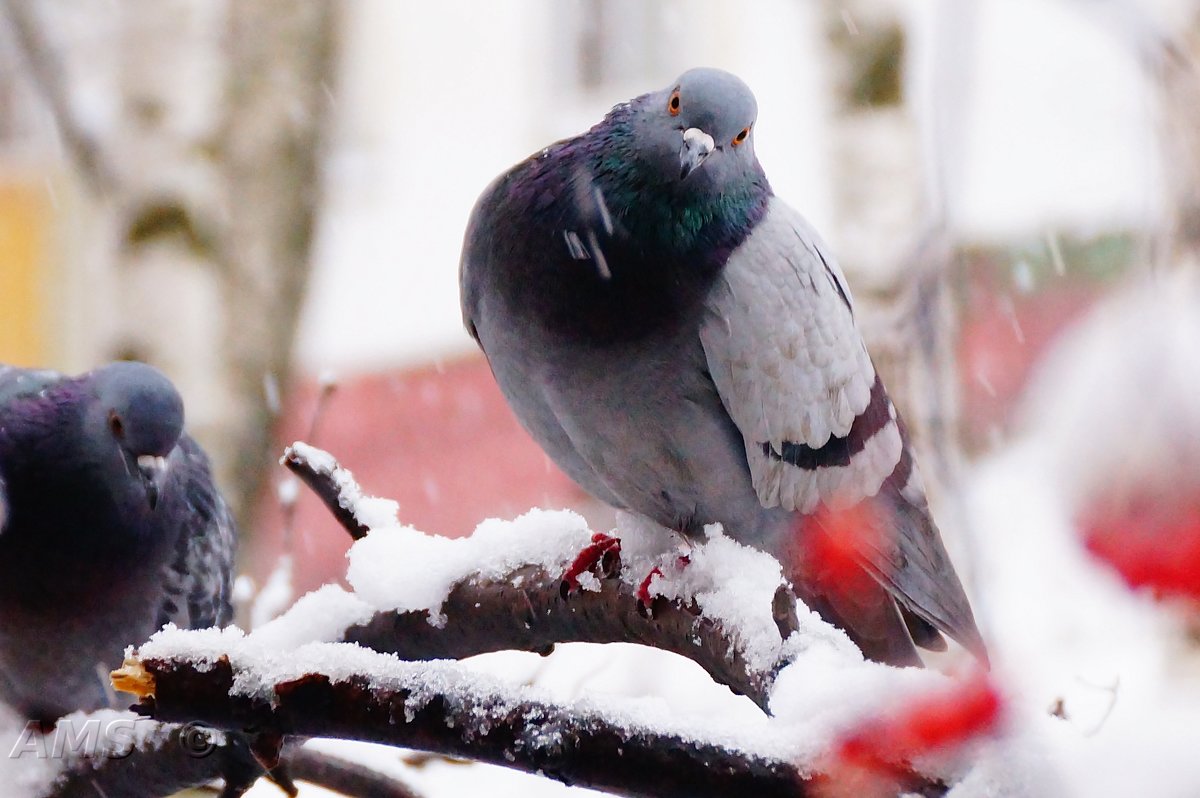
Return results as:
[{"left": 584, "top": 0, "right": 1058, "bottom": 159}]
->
[
  {"left": 0, "top": 361, "right": 235, "bottom": 722},
  {"left": 460, "top": 68, "right": 987, "bottom": 666}
]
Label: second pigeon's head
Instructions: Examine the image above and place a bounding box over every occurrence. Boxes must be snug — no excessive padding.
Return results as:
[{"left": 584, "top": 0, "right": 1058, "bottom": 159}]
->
[
  {"left": 624, "top": 68, "right": 761, "bottom": 193},
  {"left": 91, "top": 362, "right": 185, "bottom": 510}
]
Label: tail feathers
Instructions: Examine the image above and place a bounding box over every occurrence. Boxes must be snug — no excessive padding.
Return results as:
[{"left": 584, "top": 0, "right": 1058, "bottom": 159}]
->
[
  {"left": 780, "top": 441, "right": 989, "bottom": 667},
  {"left": 902, "top": 607, "right": 948, "bottom": 652},
  {"left": 791, "top": 567, "right": 923, "bottom": 667},
  {"left": 865, "top": 445, "right": 989, "bottom": 666}
]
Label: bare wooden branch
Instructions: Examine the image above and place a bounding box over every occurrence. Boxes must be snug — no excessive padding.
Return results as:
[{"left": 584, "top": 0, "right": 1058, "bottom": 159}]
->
[
  {"left": 119, "top": 655, "right": 818, "bottom": 798},
  {"left": 41, "top": 722, "right": 424, "bottom": 798},
  {"left": 285, "top": 744, "right": 425, "bottom": 798}
]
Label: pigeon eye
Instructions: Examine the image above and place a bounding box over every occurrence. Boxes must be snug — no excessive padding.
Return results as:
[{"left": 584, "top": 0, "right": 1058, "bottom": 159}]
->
[
  {"left": 668, "top": 89, "right": 681, "bottom": 116},
  {"left": 109, "top": 411, "right": 124, "bottom": 439},
  {"left": 732, "top": 126, "right": 751, "bottom": 147}
]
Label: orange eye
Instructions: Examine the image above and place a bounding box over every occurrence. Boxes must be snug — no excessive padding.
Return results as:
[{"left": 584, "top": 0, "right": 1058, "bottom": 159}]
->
[
  {"left": 732, "top": 126, "right": 751, "bottom": 146},
  {"left": 668, "top": 89, "right": 681, "bottom": 116}
]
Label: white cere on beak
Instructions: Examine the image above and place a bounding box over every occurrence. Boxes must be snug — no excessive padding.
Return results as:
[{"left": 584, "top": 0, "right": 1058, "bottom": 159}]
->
[
  {"left": 137, "top": 454, "right": 168, "bottom": 473},
  {"left": 682, "top": 127, "right": 716, "bottom": 154},
  {"left": 680, "top": 127, "right": 717, "bottom": 180}
]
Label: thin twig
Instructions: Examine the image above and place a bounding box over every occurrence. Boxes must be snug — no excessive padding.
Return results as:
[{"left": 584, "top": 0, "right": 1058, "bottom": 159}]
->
[{"left": 285, "top": 744, "right": 425, "bottom": 798}]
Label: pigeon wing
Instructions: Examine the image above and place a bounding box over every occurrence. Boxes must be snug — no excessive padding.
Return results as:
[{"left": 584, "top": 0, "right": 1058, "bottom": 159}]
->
[
  {"left": 0, "top": 366, "right": 64, "bottom": 406},
  {"left": 699, "top": 198, "right": 901, "bottom": 514},
  {"left": 700, "top": 198, "right": 986, "bottom": 660},
  {"left": 155, "top": 435, "right": 236, "bottom": 631},
  {"left": 0, "top": 367, "right": 64, "bottom": 534}
]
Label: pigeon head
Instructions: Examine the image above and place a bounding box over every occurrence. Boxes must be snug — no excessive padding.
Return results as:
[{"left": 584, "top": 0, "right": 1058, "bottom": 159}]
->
[
  {"left": 580, "top": 68, "right": 769, "bottom": 254},
  {"left": 91, "top": 362, "right": 185, "bottom": 510},
  {"left": 627, "top": 67, "right": 760, "bottom": 190}
]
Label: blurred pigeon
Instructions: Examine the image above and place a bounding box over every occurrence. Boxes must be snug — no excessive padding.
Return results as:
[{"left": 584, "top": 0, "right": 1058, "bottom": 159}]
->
[
  {"left": 0, "top": 362, "right": 235, "bottom": 723},
  {"left": 461, "top": 68, "right": 986, "bottom": 666}
]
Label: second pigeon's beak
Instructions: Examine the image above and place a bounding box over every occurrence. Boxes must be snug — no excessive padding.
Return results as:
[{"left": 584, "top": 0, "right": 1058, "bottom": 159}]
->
[
  {"left": 136, "top": 454, "right": 168, "bottom": 511},
  {"left": 679, "top": 127, "right": 715, "bottom": 180}
]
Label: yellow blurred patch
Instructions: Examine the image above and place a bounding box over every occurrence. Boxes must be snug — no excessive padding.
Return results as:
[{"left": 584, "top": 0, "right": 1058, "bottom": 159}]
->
[{"left": 0, "top": 180, "right": 48, "bottom": 366}]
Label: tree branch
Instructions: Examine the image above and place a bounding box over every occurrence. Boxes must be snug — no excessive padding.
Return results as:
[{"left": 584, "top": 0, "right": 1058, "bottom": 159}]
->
[
  {"left": 283, "top": 441, "right": 796, "bottom": 711},
  {"left": 341, "top": 564, "right": 790, "bottom": 714},
  {"left": 115, "top": 653, "right": 818, "bottom": 798},
  {"left": 285, "top": 744, "right": 424, "bottom": 798},
  {"left": 281, "top": 443, "right": 372, "bottom": 539},
  {"left": 72, "top": 442, "right": 953, "bottom": 798},
  {"left": 40, "top": 719, "right": 424, "bottom": 798}
]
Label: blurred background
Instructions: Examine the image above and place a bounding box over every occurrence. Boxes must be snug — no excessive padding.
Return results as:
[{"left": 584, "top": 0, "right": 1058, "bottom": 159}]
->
[{"left": 0, "top": 0, "right": 1196, "bottom": 614}]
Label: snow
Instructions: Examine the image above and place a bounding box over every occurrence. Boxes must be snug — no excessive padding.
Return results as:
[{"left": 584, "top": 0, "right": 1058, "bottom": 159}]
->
[
  {"left": 276, "top": 477, "right": 301, "bottom": 508},
  {"left": 644, "top": 524, "right": 805, "bottom": 674},
  {"left": 346, "top": 508, "right": 596, "bottom": 624},
  {"left": 0, "top": 706, "right": 206, "bottom": 796},
  {"left": 343, "top": 503, "right": 798, "bottom": 676},
  {"left": 231, "top": 574, "right": 257, "bottom": 607},
  {"left": 0, "top": 703, "right": 57, "bottom": 796},
  {"left": 1016, "top": 270, "right": 1200, "bottom": 510},
  {"left": 250, "top": 553, "right": 295, "bottom": 629},
  {"left": 249, "top": 585, "right": 375, "bottom": 650},
  {"left": 139, "top": 463, "right": 1200, "bottom": 797}
]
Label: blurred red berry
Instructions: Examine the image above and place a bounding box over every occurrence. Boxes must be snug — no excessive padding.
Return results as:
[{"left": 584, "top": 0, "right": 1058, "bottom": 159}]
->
[
  {"left": 834, "top": 673, "right": 1003, "bottom": 779},
  {"left": 1082, "top": 498, "right": 1200, "bottom": 600},
  {"left": 794, "top": 501, "right": 887, "bottom": 597}
]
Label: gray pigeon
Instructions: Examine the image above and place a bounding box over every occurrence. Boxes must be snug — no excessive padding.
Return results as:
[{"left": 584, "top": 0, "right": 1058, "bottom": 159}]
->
[
  {"left": 0, "top": 361, "right": 235, "bottom": 723},
  {"left": 460, "top": 68, "right": 986, "bottom": 666}
]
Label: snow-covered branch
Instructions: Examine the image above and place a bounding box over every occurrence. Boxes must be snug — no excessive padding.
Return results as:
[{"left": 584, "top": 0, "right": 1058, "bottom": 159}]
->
[
  {"left": 284, "top": 441, "right": 795, "bottom": 711},
  {"left": 281, "top": 443, "right": 376, "bottom": 540},
  {"left": 340, "top": 562, "right": 791, "bottom": 714},
  {"left": 113, "top": 643, "right": 816, "bottom": 798}
]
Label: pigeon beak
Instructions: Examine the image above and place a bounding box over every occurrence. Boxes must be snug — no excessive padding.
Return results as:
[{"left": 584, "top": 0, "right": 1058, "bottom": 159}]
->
[
  {"left": 136, "top": 454, "right": 168, "bottom": 511},
  {"left": 679, "top": 127, "right": 715, "bottom": 180}
]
